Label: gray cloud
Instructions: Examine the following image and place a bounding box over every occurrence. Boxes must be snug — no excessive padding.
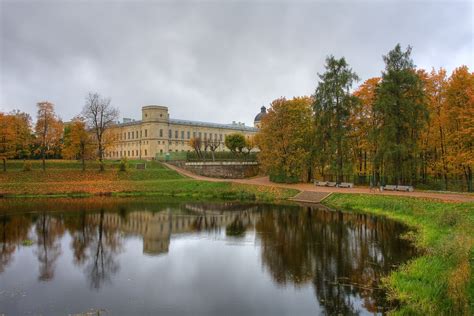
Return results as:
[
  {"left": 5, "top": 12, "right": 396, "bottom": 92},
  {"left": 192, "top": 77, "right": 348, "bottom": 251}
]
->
[{"left": 1, "top": 0, "right": 472, "bottom": 125}]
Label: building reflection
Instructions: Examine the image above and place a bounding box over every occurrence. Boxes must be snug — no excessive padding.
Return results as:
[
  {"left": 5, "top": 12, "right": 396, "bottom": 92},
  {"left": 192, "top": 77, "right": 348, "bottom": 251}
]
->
[{"left": 85, "top": 203, "right": 259, "bottom": 255}]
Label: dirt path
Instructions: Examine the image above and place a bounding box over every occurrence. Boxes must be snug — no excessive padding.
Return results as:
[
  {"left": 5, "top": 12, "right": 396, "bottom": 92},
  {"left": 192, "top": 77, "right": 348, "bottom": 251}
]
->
[{"left": 163, "top": 163, "right": 474, "bottom": 203}]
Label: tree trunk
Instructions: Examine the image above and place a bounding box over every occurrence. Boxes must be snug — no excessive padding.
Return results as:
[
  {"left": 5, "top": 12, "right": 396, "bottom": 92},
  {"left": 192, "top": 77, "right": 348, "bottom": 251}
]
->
[
  {"left": 2, "top": 158, "right": 6, "bottom": 172},
  {"left": 80, "top": 144, "right": 86, "bottom": 171},
  {"left": 42, "top": 148, "right": 46, "bottom": 171},
  {"left": 98, "top": 143, "right": 104, "bottom": 172},
  {"left": 465, "top": 166, "right": 473, "bottom": 192}
]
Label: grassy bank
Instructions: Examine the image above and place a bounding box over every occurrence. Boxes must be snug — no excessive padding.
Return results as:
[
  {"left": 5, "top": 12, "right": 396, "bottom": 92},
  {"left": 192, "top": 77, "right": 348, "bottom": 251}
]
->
[
  {"left": 0, "top": 160, "right": 298, "bottom": 201},
  {"left": 323, "top": 194, "right": 474, "bottom": 315}
]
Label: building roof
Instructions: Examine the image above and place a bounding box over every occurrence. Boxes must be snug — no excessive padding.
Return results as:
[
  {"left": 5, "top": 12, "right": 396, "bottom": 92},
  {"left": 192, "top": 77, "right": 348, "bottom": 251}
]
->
[
  {"left": 170, "top": 118, "right": 257, "bottom": 132},
  {"left": 113, "top": 118, "right": 258, "bottom": 132},
  {"left": 254, "top": 106, "right": 267, "bottom": 122}
]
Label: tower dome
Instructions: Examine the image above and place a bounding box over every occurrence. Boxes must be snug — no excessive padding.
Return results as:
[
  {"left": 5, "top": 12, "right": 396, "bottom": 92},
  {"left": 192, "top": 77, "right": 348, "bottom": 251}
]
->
[{"left": 254, "top": 106, "right": 267, "bottom": 128}]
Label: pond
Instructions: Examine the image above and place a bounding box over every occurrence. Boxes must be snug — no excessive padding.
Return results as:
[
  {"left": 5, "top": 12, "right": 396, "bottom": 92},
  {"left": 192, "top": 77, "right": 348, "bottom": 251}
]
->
[{"left": 0, "top": 198, "right": 415, "bottom": 315}]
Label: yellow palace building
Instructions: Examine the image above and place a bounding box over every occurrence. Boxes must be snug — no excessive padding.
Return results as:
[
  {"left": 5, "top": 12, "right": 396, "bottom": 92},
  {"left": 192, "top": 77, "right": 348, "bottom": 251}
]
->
[{"left": 104, "top": 105, "right": 267, "bottom": 160}]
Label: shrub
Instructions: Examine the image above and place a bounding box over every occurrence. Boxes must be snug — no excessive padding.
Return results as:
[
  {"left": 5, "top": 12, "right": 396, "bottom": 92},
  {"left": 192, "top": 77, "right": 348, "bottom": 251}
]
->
[
  {"left": 118, "top": 158, "right": 129, "bottom": 172},
  {"left": 269, "top": 171, "right": 299, "bottom": 183}
]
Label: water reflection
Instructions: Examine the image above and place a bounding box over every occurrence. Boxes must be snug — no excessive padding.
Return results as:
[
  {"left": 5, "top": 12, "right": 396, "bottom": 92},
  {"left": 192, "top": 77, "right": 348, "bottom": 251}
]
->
[{"left": 0, "top": 199, "right": 415, "bottom": 315}]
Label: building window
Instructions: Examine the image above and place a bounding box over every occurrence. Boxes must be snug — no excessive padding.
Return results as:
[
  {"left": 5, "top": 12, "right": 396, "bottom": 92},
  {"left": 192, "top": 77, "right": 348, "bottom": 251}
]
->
[
  {"left": 128, "top": 150, "right": 130, "bottom": 156},
  {"left": 128, "top": 132, "right": 130, "bottom": 139},
  {"left": 204, "top": 133, "right": 207, "bottom": 139},
  {"left": 187, "top": 131, "right": 190, "bottom": 139},
  {"left": 215, "top": 133, "right": 218, "bottom": 140},
  {"left": 140, "top": 130, "right": 142, "bottom": 138},
  {"left": 136, "top": 150, "right": 138, "bottom": 156},
  {"left": 219, "top": 134, "right": 223, "bottom": 141},
  {"left": 175, "top": 130, "right": 178, "bottom": 139},
  {"left": 181, "top": 131, "right": 184, "bottom": 139},
  {"left": 169, "top": 129, "right": 172, "bottom": 138},
  {"left": 193, "top": 132, "right": 196, "bottom": 138},
  {"left": 145, "top": 129, "right": 148, "bottom": 137},
  {"left": 136, "top": 131, "right": 138, "bottom": 138},
  {"left": 199, "top": 132, "right": 202, "bottom": 139},
  {"left": 145, "top": 149, "right": 147, "bottom": 156},
  {"left": 160, "top": 129, "right": 163, "bottom": 137},
  {"left": 160, "top": 149, "right": 163, "bottom": 153}
]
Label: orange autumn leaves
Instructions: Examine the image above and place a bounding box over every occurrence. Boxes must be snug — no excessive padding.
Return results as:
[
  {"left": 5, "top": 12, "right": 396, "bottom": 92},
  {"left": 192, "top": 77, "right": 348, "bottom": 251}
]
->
[{"left": 353, "top": 67, "right": 473, "bottom": 188}]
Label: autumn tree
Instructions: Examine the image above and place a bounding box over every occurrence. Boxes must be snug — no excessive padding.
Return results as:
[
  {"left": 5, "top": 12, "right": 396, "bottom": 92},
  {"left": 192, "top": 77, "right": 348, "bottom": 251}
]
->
[
  {"left": 35, "top": 102, "right": 63, "bottom": 171},
  {"left": 351, "top": 77, "right": 381, "bottom": 185},
  {"left": 63, "top": 117, "right": 95, "bottom": 171},
  {"left": 82, "top": 92, "right": 119, "bottom": 171},
  {"left": 256, "top": 97, "right": 313, "bottom": 183},
  {"left": 445, "top": 66, "right": 473, "bottom": 191},
  {"left": 244, "top": 135, "right": 257, "bottom": 156},
  {"left": 0, "top": 113, "right": 15, "bottom": 171},
  {"left": 225, "top": 133, "right": 246, "bottom": 154},
  {"left": 9, "top": 110, "right": 33, "bottom": 159},
  {"left": 313, "top": 56, "right": 359, "bottom": 182},
  {"left": 373, "top": 44, "right": 428, "bottom": 185},
  {"left": 189, "top": 137, "right": 203, "bottom": 159},
  {"left": 416, "top": 68, "right": 451, "bottom": 189}
]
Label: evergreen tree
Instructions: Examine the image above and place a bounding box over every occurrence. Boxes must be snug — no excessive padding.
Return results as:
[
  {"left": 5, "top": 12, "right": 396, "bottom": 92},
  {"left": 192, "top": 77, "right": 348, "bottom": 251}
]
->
[
  {"left": 313, "top": 56, "right": 359, "bottom": 183},
  {"left": 374, "top": 44, "right": 428, "bottom": 185}
]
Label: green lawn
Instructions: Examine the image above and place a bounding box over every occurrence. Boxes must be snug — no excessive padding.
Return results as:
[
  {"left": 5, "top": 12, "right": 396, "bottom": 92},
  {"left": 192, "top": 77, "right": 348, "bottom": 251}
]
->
[
  {"left": 0, "top": 159, "right": 298, "bottom": 201},
  {"left": 323, "top": 193, "right": 474, "bottom": 315}
]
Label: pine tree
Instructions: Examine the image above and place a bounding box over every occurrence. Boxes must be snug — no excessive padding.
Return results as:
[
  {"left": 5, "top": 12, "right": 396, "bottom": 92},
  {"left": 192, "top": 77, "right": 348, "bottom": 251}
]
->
[
  {"left": 373, "top": 44, "right": 428, "bottom": 185},
  {"left": 313, "top": 56, "right": 359, "bottom": 183}
]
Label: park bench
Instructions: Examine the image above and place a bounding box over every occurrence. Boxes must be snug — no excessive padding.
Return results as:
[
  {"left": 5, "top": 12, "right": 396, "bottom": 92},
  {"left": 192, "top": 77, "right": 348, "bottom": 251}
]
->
[
  {"left": 396, "top": 185, "right": 414, "bottom": 192},
  {"left": 383, "top": 185, "right": 398, "bottom": 191},
  {"left": 326, "top": 182, "right": 338, "bottom": 187},
  {"left": 338, "top": 182, "right": 354, "bottom": 188},
  {"left": 314, "top": 180, "right": 328, "bottom": 186}
]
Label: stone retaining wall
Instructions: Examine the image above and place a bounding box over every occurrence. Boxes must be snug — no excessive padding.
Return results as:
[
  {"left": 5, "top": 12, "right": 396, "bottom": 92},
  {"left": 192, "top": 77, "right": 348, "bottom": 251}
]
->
[{"left": 170, "top": 161, "right": 259, "bottom": 179}]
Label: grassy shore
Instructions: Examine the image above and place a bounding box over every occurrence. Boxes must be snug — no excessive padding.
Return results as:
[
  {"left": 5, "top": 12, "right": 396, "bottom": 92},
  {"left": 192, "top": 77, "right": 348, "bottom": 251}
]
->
[
  {"left": 323, "top": 193, "right": 474, "bottom": 315},
  {"left": 0, "top": 160, "right": 297, "bottom": 201}
]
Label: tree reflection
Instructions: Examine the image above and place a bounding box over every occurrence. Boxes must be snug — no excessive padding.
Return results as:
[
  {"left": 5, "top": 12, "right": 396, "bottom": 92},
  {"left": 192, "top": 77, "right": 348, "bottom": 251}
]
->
[
  {"left": 84, "top": 209, "right": 122, "bottom": 289},
  {"left": 0, "top": 214, "right": 31, "bottom": 273},
  {"left": 64, "top": 210, "right": 94, "bottom": 266},
  {"left": 35, "top": 213, "right": 65, "bottom": 281},
  {"left": 255, "top": 205, "right": 415, "bottom": 314}
]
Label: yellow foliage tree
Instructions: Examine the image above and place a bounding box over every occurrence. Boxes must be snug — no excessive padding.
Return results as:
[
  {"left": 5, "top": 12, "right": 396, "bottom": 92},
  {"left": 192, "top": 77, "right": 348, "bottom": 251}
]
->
[
  {"left": 63, "top": 117, "right": 95, "bottom": 171},
  {"left": 35, "top": 102, "right": 63, "bottom": 171},
  {"left": 0, "top": 113, "right": 16, "bottom": 171},
  {"left": 351, "top": 77, "right": 381, "bottom": 184},
  {"left": 445, "top": 66, "right": 474, "bottom": 191},
  {"left": 256, "top": 96, "right": 314, "bottom": 183}
]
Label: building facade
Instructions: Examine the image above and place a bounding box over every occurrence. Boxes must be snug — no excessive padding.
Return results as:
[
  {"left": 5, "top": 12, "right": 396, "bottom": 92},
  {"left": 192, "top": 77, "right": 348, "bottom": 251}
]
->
[{"left": 105, "top": 105, "right": 264, "bottom": 160}]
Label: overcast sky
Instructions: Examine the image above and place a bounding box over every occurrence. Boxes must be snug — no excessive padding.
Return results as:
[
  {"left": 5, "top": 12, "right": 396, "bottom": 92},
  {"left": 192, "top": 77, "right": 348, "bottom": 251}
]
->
[{"left": 1, "top": 0, "right": 472, "bottom": 125}]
